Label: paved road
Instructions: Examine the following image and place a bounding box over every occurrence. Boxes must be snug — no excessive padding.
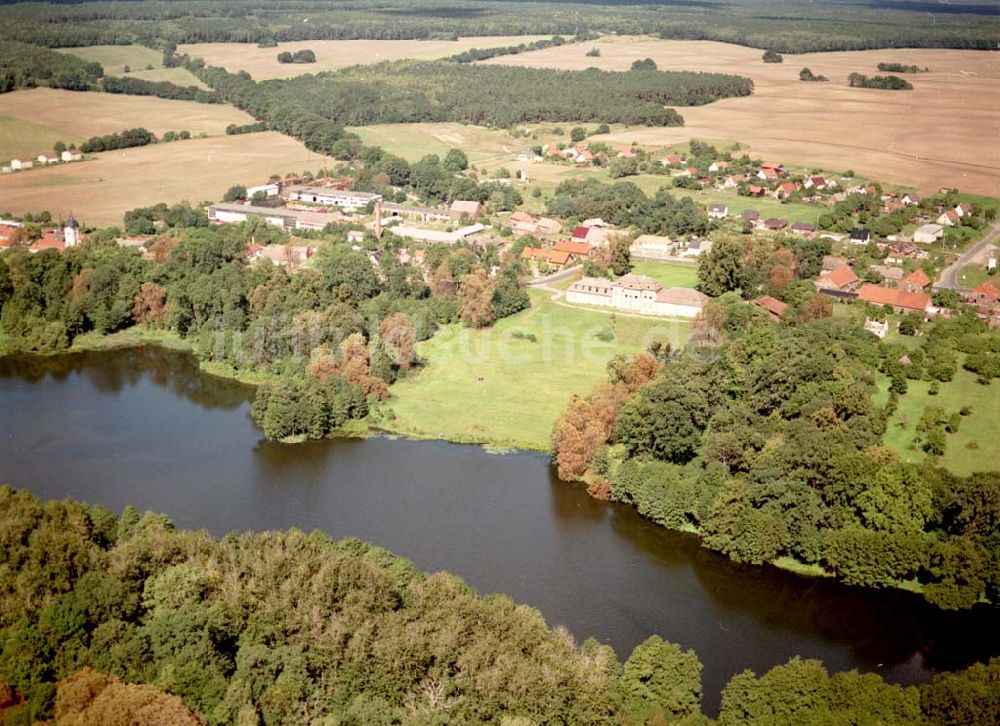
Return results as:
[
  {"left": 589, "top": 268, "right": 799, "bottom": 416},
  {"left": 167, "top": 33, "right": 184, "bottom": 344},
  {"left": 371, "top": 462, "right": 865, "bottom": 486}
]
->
[{"left": 935, "top": 222, "right": 1000, "bottom": 290}]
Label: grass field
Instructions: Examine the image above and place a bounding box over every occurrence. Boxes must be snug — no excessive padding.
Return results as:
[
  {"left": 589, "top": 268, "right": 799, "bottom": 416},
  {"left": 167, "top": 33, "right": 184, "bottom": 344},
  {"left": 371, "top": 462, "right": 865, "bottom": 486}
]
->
[
  {"left": 481, "top": 37, "right": 1000, "bottom": 197},
  {"left": 178, "top": 36, "right": 549, "bottom": 80},
  {"left": 348, "top": 123, "right": 520, "bottom": 166},
  {"left": 385, "top": 289, "right": 689, "bottom": 450},
  {"left": 630, "top": 260, "right": 699, "bottom": 288},
  {"left": 0, "top": 88, "right": 253, "bottom": 140},
  {"left": 0, "top": 132, "right": 325, "bottom": 226},
  {"left": 0, "top": 115, "right": 83, "bottom": 164},
  {"left": 57, "top": 45, "right": 209, "bottom": 89},
  {"left": 957, "top": 264, "right": 990, "bottom": 288},
  {"left": 883, "top": 366, "right": 1000, "bottom": 476}
]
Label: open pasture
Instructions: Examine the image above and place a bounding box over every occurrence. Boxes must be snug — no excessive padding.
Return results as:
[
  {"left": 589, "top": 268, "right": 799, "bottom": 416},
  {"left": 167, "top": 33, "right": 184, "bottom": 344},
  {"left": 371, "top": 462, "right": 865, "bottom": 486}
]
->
[
  {"left": 386, "top": 289, "right": 688, "bottom": 450},
  {"left": 347, "top": 123, "right": 521, "bottom": 166},
  {"left": 57, "top": 45, "right": 209, "bottom": 88},
  {"left": 0, "top": 115, "right": 83, "bottom": 164},
  {"left": 178, "top": 36, "right": 549, "bottom": 80},
  {"left": 0, "top": 88, "right": 253, "bottom": 141},
  {"left": 481, "top": 37, "right": 1000, "bottom": 197},
  {"left": 0, "top": 132, "right": 325, "bottom": 226}
]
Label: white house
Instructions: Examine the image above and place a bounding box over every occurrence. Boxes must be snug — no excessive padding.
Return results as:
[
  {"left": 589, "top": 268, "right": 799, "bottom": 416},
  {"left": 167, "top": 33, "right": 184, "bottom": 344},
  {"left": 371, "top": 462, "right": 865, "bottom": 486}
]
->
[
  {"left": 708, "top": 203, "right": 728, "bottom": 219},
  {"left": 247, "top": 183, "right": 281, "bottom": 199},
  {"left": 287, "top": 186, "right": 381, "bottom": 210},
  {"left": 913, "top": 223, "right": 945, "bottom": 244},
  {"left": 208, "top": 203, "right": 300, "bottom": 230},
  {"left": 684, "top": 238, "right": 713, "bottom": 257},
  {"left": 390, "top": 223, "right": 485, "bottom": 245},
  {"left": 61, "top": 150, "right": 82, "bottom": 163},
  {"left": 566, "top": 274, "right": 709, "bottom": 318},
  {"left": 629, "top": 235, "right": 675, "bottom": 260}
]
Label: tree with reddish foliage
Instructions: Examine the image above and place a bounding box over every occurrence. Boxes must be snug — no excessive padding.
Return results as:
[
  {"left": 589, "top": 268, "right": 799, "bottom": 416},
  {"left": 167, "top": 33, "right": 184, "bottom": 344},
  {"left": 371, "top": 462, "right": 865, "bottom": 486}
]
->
[
  {"left": 459, "top": 269, "right": 495, "bottom": 328},
  {"left": 553, "top": 354, "right": 659, "bottom": 481},
  {"left": 379, "top": 312, "right": 416, "bottom": 370},
  {"left": 429, "top": 261, "right": 457, "bottom": 297},
  {"left": 132, "top": 282, "right": 167, "bottom": 327}
]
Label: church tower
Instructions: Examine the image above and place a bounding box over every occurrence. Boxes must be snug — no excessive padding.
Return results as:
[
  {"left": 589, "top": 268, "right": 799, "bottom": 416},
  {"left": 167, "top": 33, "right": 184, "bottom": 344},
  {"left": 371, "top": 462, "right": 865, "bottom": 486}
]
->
[{"left": 63, "top": 214, "right": 80, "bottom": 247}]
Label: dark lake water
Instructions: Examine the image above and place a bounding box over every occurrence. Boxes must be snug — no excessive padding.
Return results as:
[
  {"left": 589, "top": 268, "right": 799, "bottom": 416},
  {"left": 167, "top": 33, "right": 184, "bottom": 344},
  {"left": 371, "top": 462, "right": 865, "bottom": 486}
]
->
[{"left": 0, "top": 346, "right": 996, "bottom": 712}]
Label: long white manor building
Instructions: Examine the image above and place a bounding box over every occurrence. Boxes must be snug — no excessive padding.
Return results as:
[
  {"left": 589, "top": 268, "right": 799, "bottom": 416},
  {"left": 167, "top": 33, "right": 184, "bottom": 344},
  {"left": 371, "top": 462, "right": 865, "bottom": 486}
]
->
[{"left": 566, "top": 274, "right": 709, "bottom": 318}]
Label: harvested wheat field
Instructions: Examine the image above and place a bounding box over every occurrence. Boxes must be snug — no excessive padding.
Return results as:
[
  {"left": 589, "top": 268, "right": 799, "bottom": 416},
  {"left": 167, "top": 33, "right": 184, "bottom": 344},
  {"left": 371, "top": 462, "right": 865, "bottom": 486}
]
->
[
  {"left": 0, "top": 132, "right": 325, "bottom": 226},
  {"left": 178, "top": 36, "right": 549, "bottom": 80},
  {"left": 0, "top": 88, "right": 254, "bottom": 142},
  {"left": 481, "top": 37, "right": 1000, "bottom": 195}
]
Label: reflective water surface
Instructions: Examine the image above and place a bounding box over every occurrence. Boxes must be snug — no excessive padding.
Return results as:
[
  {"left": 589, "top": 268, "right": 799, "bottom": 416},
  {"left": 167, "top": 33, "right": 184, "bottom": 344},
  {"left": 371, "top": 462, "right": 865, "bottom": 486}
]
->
[{"left": 0, "top": 347, "right": 996, "bottom": 712}]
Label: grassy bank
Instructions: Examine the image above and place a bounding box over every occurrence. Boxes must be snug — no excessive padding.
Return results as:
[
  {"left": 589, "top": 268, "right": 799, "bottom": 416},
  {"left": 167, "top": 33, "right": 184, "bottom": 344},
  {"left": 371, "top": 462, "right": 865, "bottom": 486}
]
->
[
  {"left": 629, "top": 259, "right": 699, "bottom": 288},
  {"left": 385, "top": 289, "right": 690, "bottom": 450}
]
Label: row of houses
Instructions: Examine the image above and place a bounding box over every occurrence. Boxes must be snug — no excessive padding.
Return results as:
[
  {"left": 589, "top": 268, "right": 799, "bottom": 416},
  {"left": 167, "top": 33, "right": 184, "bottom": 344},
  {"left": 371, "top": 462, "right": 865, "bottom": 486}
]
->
[
  {"left": 566, "top": 274, "right": 710, "bottom": 318},
  {"left": 208, "top": 203, "right": 342, "bottom": 232},
  {"left": 2, "top": 150, "right": 83, "bottom": 175},
  {"left": 629, "top": 235, "right": 712, "bottom": 260}
]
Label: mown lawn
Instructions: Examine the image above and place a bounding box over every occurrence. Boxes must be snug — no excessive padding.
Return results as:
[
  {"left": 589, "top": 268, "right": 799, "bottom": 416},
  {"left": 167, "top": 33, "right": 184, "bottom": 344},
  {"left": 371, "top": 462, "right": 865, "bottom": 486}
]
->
[
  {"left": 957, "top": 264, "right": 989, "bottom": 288},
  {"left": 883, "top": 365, "right": 1000, "bottom": 476},
  {"left": 630, "top": 259, "right": 699, "bottom": 288},
  {"left": 385, "top": 289, "right": 689, "bottom": 450}
]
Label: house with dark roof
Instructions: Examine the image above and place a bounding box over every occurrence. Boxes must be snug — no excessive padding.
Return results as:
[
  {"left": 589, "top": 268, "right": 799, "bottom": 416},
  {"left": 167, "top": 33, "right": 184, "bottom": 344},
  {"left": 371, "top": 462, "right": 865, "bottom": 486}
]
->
[
  {"left": 763, "top": 218, "right": 788, "bottom": 231},
  {"left": 791, "top": 222, "right": 815, "bottom": 236},
  {"left": 741, "top": 210, "right": 760, "bottom": 225},
  {"left": 708, "top": 203, "right": 728, "bottom": 219},
  {"left": 849, "top": 227, "right": 871, "bottom": 245}
]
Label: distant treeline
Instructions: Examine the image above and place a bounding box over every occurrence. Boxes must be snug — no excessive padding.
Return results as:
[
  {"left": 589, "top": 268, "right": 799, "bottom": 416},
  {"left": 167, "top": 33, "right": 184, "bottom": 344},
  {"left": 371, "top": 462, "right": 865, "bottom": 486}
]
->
[
  {"left": 449, "top": 34, "right": 571, "bottom": 63},
  {"left": 0, "top": 486, "right": 995, "bottom": 725},
  {"left": 99, "top": 74, "right": 220, "bottom": 102},
  {"left": 878, "top": 62, "right": 929, "bottom": 73},
  {"left": 79, "top": 127, "right": 155, "bottom": 153},
  {"left": 848, "top": 72, "right": 914, "bottom": 90},
  {"left": 0, "top": 0, "right": 997, "bottom": 53},
  {"left": 0, "top": 40, "right": 102, "bottom": 93}
]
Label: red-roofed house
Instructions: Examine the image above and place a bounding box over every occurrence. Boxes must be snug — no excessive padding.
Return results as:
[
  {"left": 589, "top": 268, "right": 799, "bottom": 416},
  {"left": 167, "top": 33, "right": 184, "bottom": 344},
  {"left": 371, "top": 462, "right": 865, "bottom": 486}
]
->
[
  {"left": 937, "top": 209, "right": 960, "bottom": 226},
  {"left": 661, "top": 154, "right": 683, "bottom": 166},
  {"left": 29, "top": 229, "right": 64, "bottom": 253},
  {"left": 757, "top": 167, "right": 780, "bottom": 181},
  {"left": 775, "top": 181, "right": 800, "bottom": 198},
  {"left": 520, "top": 246, "right": 571, "bottom": 268},
  {"left": 553, "top": 239, "right": 594, "bottom": 259},
  {"left": 804, "top": 176, "right": 826, "bottom": 190},
  {"left": 969, "top": 280, "right": 1000, "bottom": 307},
  {"left": 571, "top": 225, "right": 590, "bottom": 241},
  {"left": 817, "top": 265, "right": 859, "bottom": 292},
  {"left": 747, "top": 185, "right": 766, "bottom": 197},
  {"left": 857, "top": 283, "right": 930, "bottom": 315},
  {"left": 753, "top": 295, "right": 788, "bottom": 322},
  {"left": 899, "top": 268, "right": 931, "bottom": 293}
]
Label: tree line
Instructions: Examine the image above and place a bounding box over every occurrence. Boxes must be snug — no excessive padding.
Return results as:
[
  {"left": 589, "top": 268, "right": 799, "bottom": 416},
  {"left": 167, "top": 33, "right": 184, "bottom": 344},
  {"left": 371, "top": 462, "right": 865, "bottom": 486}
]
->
[
  {"left": 99, "top": 73, "right": 221, "bottom": 103},
  {"left": 0, "top": 486, "right": 994, "bottom": 724},
  {"left": 448, "top": 34, "right": 572, "bottom": 63},
  {"left": 1, "top": 0, "right": 997, "bottom": 53},
  {"left": 78, "top": 127, "right": 155, "bottom": 153}
]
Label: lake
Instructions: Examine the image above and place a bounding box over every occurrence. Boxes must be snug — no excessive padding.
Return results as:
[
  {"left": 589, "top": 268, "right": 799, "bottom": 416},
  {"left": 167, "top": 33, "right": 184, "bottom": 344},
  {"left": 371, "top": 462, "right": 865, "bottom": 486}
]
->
[{"left": 0, "top": 346, "right": 995, "bottom": 712}]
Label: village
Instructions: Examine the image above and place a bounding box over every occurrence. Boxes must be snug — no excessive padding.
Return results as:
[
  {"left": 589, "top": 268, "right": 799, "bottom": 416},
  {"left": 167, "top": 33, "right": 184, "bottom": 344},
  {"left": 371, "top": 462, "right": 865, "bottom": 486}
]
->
[{"left": 4, "top": 138, "right": 996, "bottom": 335}]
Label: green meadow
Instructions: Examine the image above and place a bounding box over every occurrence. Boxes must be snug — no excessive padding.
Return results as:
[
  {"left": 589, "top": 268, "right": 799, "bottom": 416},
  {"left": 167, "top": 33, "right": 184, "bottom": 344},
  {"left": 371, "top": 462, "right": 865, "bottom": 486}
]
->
[{"left": 385, "top": 289, "right": 689, "bottom": 450}]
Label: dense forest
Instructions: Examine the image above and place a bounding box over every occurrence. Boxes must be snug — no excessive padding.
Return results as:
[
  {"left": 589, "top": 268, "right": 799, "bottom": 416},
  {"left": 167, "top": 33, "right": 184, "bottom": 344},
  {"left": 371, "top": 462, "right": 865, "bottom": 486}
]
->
[
  {"left": 0, "top": 41, "right": 102, "bottom": 92},
  {"left": 0, "top": 486, "right": 996, "bottom": 724},
  {"left": 0, "top": 0, "right": 997, "bottom": 52},
  {"left": 555, "top": 284, "right": 1000, "bottom": 610},
  {"left": 191, "top": 59, "right": 751, "bottom": 130}
]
